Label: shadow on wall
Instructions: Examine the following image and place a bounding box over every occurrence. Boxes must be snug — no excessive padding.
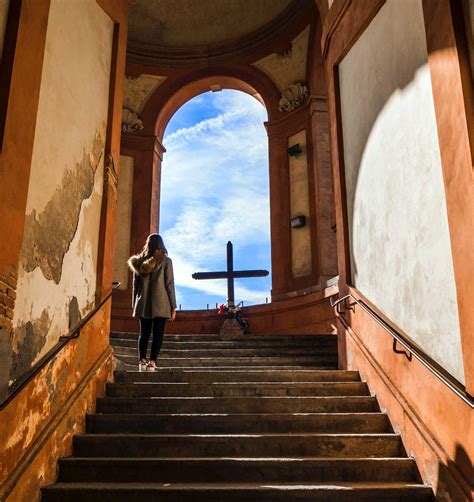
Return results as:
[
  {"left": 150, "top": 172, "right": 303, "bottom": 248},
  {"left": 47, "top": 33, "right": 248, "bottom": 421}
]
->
[
  {"left": 339, "top": 0, "right": 465, "bottom": 386},
  {"left": 338, "top": 0, "right": 442, "bottom": 284},
  {"left": 436, "top": 444, "right": 474, "bottom": 501},
  {"left": 343, "top": 58, "right": 425, "bottom": 283}
]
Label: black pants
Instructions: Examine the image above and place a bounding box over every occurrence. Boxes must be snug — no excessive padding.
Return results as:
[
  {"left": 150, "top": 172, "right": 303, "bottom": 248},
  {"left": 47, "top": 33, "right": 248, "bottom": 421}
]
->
[{"left": 138, "top": 317, "right": 167, "bottom": 361}]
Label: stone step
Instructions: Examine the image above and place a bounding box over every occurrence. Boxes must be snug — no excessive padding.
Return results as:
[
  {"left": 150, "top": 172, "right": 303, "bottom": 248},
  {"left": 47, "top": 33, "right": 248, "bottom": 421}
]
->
[
  {"left": 41, "top": 481, "right": 434, "bottom": 501},
  {"left": 120, "top": 365, "right": 342, "bottom": 372},
  {"left": 105, "top": 381, "right": 370, "bottom": 398},
  {"left": 43, "top": 327, "right": 432, "bottom": 500},
  {"left": 96, "top": 396, "right": 380, "bottom": 414},
  {"left": 73, "top": 433, "right": 403, "bottom": 458},
  {"left": 110, "top": 332, "right": 337, "bottom": 342},
  {"left": 113, "top": 354, "right": 339, "bottom": 367},
  {"left": 86, "top": 412, "right": 392, "bottom": 434},
  {"left": 112, "top": 346, "right": 338, "bottom": 357},
  {"left": 114, "top": 369, "right": 361, "bottom": 383},
  {"left": 111, "top": 338, "right": 338, "bottom": 349},
  {"left": 56, "top": 457, "right": 419, "bottom": 483}
]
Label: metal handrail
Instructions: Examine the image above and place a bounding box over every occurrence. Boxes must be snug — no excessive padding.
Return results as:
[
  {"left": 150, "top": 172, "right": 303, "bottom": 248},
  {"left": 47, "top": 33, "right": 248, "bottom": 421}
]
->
[
  {"left": 0, "top": 282, "right": 121, "bottom": 410},
  {"left": 331, "top": 294, "right": 474, "bottom": 408}
]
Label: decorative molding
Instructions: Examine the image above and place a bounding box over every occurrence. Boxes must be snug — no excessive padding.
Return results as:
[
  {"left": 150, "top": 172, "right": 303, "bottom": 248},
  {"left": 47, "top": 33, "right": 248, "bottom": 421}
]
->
[
  {"left": 121, "top": 108, "right": 144, "bottom": 133},
  {"left": 278, "top": 82, "right": 309, "bottom": 112},
  {"left": 253, "top": 25, "right": 310, "bottom": 92}
]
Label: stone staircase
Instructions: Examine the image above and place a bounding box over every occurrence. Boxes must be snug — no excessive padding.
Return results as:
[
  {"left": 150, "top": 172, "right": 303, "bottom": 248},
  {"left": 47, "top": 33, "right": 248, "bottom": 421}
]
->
[{"left": 42, "top": 333, "right": 433, "bottom": 501}]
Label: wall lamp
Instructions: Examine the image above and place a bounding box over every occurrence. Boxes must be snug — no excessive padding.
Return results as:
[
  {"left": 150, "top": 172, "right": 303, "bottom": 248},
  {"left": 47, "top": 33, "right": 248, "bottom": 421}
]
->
[
  {"left": 290, "top": 215, "right": 306, "bottom": 228},
  {"left": 287, "top": 143, "right": 302, "bottom": 157}
]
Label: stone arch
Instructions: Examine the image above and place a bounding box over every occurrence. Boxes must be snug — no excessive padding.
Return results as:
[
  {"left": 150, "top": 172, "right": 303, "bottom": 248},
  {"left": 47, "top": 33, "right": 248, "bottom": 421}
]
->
[{"left": 138, "top": 66, "right": 282, "bottom": 141}]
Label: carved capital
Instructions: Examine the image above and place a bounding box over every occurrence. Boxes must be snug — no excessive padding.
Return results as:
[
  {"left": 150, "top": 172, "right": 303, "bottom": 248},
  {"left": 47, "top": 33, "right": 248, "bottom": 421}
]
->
[
  {"left": 121, "top": 107, "right": 144, "bottom": 133},
  {"left": 278, "top": 82, "right": 309, "bottom": 112}
]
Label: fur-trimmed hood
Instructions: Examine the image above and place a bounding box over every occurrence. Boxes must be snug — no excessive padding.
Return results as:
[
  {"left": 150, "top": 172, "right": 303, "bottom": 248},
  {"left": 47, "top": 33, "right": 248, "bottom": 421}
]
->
[{"left": 128, "top": 249, "right": 166, "bottom": 275}]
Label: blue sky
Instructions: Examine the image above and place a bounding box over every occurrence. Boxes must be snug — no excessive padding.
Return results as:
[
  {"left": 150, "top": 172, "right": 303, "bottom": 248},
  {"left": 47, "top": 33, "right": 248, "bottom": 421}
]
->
[{"left": 160, "top": 90, "right": 271, "bottom": 310}]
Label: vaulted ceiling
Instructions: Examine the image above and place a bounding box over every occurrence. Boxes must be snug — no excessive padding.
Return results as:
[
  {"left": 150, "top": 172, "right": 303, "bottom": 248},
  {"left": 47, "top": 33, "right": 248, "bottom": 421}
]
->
[
  {"left": 127, "top": 0, "right": 313, "bottom": 63},
  {"left": 129, "top": 0, "right": 293, "bottom": 47}
]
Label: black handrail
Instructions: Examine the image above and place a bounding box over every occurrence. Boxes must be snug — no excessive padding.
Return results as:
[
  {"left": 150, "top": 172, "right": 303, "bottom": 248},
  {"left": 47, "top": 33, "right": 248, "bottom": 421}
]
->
[
  {"left": 331, "top": 294, "right": 474, "bottom": 408},
  {"left": 0, "top": 282, "right": 121, "bottom": 410}
]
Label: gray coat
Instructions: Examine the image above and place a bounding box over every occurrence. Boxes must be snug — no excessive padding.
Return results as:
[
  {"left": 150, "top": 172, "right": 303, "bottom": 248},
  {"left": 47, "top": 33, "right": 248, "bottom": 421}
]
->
[{"left": 128, "top": 251, "right": 177, "bottom": 319}]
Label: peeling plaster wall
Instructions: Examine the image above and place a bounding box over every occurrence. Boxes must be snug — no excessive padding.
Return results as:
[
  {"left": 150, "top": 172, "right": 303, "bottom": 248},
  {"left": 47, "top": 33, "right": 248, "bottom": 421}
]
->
[
  {"left": 339, "top": 0, "right": 464, "bottom": 383},
  {"left": 9, "top": 0, "right": 114, "bottom": 388},
  {"left": 0, "top": 0, "right": 9, "bottom": 60},
  {"left": 113, "top": 156, "right": 134, "bottom": 290},
  {"left": 0, "top": 305, "right": 113, "bottom": 501},
  {"left": 288, "top": 130, "right": 312, "bottom": 278}
]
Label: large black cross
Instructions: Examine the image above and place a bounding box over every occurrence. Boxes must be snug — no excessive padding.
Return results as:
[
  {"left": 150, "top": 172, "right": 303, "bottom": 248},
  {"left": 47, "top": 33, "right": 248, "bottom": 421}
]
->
[{"left": 192, "top": 241, "right": 269, "bottom": 306}]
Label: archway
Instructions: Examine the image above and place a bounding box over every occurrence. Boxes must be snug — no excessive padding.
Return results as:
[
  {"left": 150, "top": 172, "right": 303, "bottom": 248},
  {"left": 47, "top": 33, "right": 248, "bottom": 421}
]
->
[
  {"left": 142, "top": 70, "right": 289, "bottom": 299},
  {"left": 151, "top": 74, "right": 277, "bottom": 142},
  {"left": 160, "top": 89, "right": 271, "bottom": 309}
]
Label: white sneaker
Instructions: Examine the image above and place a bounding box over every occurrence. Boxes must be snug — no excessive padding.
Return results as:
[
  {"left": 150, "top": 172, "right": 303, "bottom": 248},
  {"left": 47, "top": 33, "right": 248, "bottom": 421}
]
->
[
  {"left": 146, "top": 362, "right": 157, "bottom": 372},
  {"left": 138, "top": 360, "right": 147, "bottom": 372}
]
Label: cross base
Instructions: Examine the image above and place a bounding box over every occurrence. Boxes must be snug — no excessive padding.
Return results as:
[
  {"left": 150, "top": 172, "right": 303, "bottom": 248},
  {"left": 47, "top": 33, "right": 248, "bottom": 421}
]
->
[{"left": 220, "top": 318, "right": 245, "bottom": 336}]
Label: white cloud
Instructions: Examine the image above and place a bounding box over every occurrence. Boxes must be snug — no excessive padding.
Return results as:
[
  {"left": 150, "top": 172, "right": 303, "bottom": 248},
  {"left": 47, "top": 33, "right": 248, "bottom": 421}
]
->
[{"left": 161, "top": 90, "right": 271, "bottom": 308}]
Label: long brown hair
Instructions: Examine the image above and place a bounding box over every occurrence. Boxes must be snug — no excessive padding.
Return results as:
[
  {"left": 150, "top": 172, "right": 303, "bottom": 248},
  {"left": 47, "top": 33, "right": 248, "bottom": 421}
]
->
[{"left": 140, "top": 234, "right": 167, "bottom": 259}]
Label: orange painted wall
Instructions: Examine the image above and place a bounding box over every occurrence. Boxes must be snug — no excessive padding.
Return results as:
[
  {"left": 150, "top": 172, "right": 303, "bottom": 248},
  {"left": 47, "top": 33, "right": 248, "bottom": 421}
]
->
[
  {"left": 323, "top": 0, "right": 474, "bottom": 500},
  {"left": 338, "top": 305, "right": 473, "bottom": 500},
  {"left": 0, "top": 1, "right": 128, "bottom": 500},
  {"left": 112, "top": 283, "right": 338, "bottom": 335},
  {"left": 0, "top": 304, "right": 113, "bottom": 501}
]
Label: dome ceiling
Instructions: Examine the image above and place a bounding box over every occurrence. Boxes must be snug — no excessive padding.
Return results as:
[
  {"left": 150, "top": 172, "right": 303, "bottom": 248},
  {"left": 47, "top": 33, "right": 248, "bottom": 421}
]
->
[{"left": 129, "top": 0, "right": 294, "bottom": 48}]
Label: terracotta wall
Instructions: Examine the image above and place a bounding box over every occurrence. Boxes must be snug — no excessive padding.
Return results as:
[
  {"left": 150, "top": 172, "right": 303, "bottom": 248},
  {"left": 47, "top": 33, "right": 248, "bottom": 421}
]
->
[
  {"left": 0, "top": 0, "right": 128, "bottom": 500},
  {"left": 338, "top": 298, "right": 473, "bottom": 501},
  {"left": 324, "top": 0, "right": 474, "bottom": 499},
  {"left": 112, "top": 282, "right": 338, "bottom": 335},
  {"left": 0, "top": 305, "right": 113, "bottom": 502}
]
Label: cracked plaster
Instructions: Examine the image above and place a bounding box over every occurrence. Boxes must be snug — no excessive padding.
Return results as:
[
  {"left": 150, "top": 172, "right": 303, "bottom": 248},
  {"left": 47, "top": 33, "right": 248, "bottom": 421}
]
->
[{"left": 7, "top": 0, "right": 113, "bottom": 391}]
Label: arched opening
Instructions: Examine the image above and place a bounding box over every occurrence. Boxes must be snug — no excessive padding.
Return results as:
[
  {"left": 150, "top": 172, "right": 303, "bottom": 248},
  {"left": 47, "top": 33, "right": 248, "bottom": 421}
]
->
[
  {"left": 160, "top": 89, "right": 271, "bottom": 309},
  {"left": 151, "top": 73, "right": 279, "bottom": 142}
]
